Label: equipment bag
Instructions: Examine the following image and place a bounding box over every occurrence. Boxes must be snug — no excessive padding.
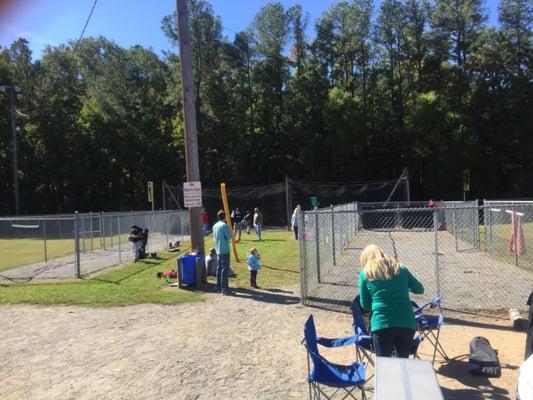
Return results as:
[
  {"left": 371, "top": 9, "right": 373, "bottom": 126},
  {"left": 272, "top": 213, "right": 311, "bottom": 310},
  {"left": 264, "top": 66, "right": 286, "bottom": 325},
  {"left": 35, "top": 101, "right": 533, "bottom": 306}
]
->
[{"left": 467, "top": 336, "right": 501, "bottom": 377}]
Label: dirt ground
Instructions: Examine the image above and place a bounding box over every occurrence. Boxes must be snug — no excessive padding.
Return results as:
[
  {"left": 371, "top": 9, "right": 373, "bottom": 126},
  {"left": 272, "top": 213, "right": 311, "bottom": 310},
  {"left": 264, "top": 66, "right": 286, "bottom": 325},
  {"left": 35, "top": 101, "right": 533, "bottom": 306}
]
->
[{"left": 0, "top": 285, "right": 526, "bottom": 400}]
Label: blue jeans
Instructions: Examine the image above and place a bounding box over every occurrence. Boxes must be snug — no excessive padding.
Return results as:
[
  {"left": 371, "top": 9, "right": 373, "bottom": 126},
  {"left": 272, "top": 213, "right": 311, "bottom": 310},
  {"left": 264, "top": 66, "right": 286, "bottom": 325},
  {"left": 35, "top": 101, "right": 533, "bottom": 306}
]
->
[
  {"left": 372, "top": 327, "right": 415, "bottom": 358},
  {"left": 255, "top": 224, "right": 262, "bottom": 240},
  {"left": 216, "top": 253, "right": 230, "bottom": 293}
]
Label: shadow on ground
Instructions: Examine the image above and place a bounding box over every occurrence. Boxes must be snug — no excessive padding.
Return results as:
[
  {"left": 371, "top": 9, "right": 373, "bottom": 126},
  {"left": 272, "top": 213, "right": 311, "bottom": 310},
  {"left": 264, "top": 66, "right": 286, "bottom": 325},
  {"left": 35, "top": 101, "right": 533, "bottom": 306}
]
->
[
  {"left": 438, "top": 355, "right": 517, "bottom": 400},
  {"left": 196, "top": 283, "right": 300, "bottom": 305}
]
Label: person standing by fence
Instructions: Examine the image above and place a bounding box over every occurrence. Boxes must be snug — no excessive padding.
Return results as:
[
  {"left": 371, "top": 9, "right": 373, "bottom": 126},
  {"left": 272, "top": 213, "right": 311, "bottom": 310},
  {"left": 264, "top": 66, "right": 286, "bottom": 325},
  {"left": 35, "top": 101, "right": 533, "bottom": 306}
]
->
[
  {"left": 358, "top": 244, "right": 424, "bottom": 358},
  {"left": 253, "top": 207, "right": 263, "bottom": 241},
  {"left": 128, "top": 225, "right": 143, "bottom": 262},
  {"left": 213, "top": 210, "right": 232, "bottom": 295}
]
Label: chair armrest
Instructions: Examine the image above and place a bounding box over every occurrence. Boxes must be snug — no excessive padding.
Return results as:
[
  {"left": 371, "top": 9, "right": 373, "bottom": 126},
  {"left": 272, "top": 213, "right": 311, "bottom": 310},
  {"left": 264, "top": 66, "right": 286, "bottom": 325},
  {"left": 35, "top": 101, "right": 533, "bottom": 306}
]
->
[
  {"left": 317, "top": 335, "right": 358, "bottom": 348},
  {"left": 413, "top": 295, "right": 443, "bottom": 314}
]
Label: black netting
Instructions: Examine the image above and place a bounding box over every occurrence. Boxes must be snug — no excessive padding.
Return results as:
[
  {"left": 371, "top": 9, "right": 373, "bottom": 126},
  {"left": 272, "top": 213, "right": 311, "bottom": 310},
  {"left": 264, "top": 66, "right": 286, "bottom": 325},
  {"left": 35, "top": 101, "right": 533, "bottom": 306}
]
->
[{"left": 163, "top": 175, "right": 409, "bottom": 226}]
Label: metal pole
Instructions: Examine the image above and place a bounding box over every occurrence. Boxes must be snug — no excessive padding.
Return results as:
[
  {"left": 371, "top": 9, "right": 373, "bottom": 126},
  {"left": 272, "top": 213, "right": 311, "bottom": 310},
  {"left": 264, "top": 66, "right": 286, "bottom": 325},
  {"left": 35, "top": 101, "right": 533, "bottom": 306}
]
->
[
  {"left": 433, "top": 208, "right": 440, "bottom": 296},
  {"left": 299, "top": 210, "right": 306, "bottom": 305},
  {"left": 43, "top": 218, "right": 48, "bottom": 263},
  {"left": 405, "top": 168, "right": 411, "bottom": 204},
  {"left": 162, "top": 180, "right": 167, "bottom": 210},
  {"left": 489, "top": 207, "right": 493, "bottom": 253},
  {"left": 74, "top": 212, "right": 81, "bottom": 278},
  {"left": 285, "top": 175, "right": 291, "bottom": 230},
  {"left": 165, "top": 212, "right": 169, "bottom": 249},
  {"left": 330, "top": 205, "right": 336, "bottom": 266},
  {"left": 513, "top": 204, "right": 518, "bottom": 267},
  {"left": 355, "top": 202, "right": 359, "bottom": 234},
  {"left": 90, "top": 212, "right": 94, "bottom": 251},
  {"left": 101, "top": 211, "right": 106, "bottom": 250},
  {"left": 8, "top": 87, "right": 20, "bottom": 215},
  {"left": 454, "top": 203, "right": 458, "bottom": 252},
  {"left": 118, "top": 216, "right": 122, "bottom": 263},
  {"left": 315, "top": 212, "right": 321, "bottom": 283},
  {"left": 176, "top": 0, "right": 204, "bottom": 255},
  {"left": 81, "top": 215, "right": 85, "bottom": 253}
]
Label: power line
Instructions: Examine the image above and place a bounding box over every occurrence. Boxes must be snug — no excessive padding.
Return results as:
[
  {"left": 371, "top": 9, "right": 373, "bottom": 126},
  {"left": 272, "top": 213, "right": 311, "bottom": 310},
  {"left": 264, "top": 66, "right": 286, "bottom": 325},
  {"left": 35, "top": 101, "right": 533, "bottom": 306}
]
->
[{"left": 74, "top": 0, "right": 98, "bottom": 51}]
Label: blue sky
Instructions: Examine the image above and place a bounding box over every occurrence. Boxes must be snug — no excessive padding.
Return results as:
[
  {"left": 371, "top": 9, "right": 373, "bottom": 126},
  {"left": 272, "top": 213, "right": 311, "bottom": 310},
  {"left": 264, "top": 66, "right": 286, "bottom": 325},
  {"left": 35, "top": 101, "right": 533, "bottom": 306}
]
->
[{"left": 0, "top": 0, "right": 501, "bottom": 59}]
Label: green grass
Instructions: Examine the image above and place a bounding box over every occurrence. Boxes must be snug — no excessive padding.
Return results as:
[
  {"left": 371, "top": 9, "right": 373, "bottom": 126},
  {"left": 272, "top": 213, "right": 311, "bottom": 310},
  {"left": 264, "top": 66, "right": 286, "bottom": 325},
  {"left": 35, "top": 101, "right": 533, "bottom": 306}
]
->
[
  {"left": 0, "top": 251, "right": 202, "bottom": 306},
  {"left": 478, "top": 222, "right": 533, "bottom": 269},
  {"left": 0, "top": 238, "right": 75, "bottom": 272},
  {"left": 0, "top": 229, "right": 299, "bottom": 306},
  {"left": 204, "top": 229, "right": 300, "bottom": 288},
  {"left": 0, "top": 233, "right": 133, "bottom": 273}
]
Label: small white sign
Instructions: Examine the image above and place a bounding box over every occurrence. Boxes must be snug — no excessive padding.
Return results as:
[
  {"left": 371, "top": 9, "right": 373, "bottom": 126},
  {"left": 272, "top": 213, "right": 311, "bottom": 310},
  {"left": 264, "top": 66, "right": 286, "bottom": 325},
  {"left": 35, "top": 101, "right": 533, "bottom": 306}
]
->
[{"left": 183, "top": 181, "right": 202, "bottom": 208}]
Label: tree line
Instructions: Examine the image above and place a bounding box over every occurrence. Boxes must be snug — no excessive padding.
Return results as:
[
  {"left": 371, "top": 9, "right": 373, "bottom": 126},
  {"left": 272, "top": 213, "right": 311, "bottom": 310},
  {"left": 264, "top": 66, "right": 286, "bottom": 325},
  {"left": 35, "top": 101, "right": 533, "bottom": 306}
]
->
[{"left": 0, "top": 0, "right": 531, "bottom": 215}]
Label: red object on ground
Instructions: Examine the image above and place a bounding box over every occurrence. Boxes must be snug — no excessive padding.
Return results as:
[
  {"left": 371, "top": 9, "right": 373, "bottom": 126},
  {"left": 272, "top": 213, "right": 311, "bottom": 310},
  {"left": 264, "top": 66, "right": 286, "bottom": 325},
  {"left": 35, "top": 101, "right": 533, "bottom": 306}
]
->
[
  {"left": 163, "top": 270, "right": 178, "bottom": 279},
  {"left": 509, "top": 213, "right": 526, "bottom": 256}
]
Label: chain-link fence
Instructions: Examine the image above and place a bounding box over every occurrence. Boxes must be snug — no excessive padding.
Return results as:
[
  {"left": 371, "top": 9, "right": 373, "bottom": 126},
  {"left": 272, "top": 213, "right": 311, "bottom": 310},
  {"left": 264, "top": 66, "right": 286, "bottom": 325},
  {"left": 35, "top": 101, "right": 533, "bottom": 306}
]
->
[
  {"left": 0, "top": 210, "right": 188, "bottom": 282},
  {"left": 300, "top": 202, "right": 533, "bottom": 312}
]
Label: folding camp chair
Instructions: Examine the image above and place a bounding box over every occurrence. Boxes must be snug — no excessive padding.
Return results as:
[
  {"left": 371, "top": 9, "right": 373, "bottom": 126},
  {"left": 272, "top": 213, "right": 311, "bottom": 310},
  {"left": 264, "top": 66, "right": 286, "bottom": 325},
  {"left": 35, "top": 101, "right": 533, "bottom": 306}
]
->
[
  {"left": 412, "top": 295, "right": 449, "bottom": 364},
  {"left": 302, "top": 315, "right": 367, "bottom": 400},
  {"left": 351, "top": 298, "right": 423, "bottom": 371}
]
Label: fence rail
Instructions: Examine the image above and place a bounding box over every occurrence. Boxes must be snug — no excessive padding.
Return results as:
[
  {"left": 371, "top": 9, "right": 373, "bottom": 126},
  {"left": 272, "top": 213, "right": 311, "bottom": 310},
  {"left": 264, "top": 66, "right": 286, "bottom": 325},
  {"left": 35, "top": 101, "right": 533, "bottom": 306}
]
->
[
  {"left": 0, "top": 209, "right": 189, "bottom": 281},
  {"left": 300, "top": 201, "right": 533, "bottom": 312}
]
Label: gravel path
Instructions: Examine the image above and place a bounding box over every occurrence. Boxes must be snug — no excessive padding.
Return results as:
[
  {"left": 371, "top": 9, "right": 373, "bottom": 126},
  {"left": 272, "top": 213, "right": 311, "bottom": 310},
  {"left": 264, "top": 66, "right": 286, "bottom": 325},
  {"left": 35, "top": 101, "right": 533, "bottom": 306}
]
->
[
  {"left": 0, "top": 286, "right": 524, "bottom": 400},
  {"left": 306, "top": 230, "right": 533, "bottom": 311}
]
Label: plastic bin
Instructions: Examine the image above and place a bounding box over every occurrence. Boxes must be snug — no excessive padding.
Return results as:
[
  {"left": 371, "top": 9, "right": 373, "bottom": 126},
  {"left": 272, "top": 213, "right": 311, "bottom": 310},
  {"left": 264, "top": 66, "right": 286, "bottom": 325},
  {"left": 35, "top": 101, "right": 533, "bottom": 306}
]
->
[{"left": 179, "top": 252, "right": 205, "bottom": 286}]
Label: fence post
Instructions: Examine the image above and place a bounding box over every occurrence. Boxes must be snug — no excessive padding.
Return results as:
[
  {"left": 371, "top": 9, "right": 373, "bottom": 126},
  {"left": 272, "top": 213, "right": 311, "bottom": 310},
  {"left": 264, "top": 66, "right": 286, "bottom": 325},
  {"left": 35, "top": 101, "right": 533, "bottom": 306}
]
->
[
  {"left": 330, "top": 205, "right": 336, "bottom": 266},
  {"left": 43, "top": 218, "right": 48, "bottom": 263},
  {"left": 118, "top": 216, "right": 122, "bottom": 263},
  {"left": 299, "top": 210, "right": 306, "bottom": 305},
  {"left": 110, "top": 213, "right": 114, "bottom": 248},
  {"left": 315, "top": 211, "right": 321, "bottom": 283},
  {"left": 74, "top": 211, "right": 81, "bottom": 278},
  {"left": 101, "top": 211, "right": 106, "bottom": 250},
  {"left": 513, "top": 204, "right": 518, "bottom": 267},
  {"left": 433, "top": 208, "right": 440, "bottom": 296},
  {"left": 453, "top": 203, "right": 458, "bottom": 252},
  {"left": 396, "top": 204, "right": 401, "bottom": 230},
  {"left": 165, "top": 212, "right": 169, "bottom": 249},
  {"left": 81, "top": 215, "right": 86, "bottom": 254},
  {"left": 355, "top": 202, "right": 359, "bottom": 234},
  {"left": 488, "top": 206, "right": 493, "bottom": 253},
  {"left": 90, "top": 212, "right": 94, "bottom": 252}
]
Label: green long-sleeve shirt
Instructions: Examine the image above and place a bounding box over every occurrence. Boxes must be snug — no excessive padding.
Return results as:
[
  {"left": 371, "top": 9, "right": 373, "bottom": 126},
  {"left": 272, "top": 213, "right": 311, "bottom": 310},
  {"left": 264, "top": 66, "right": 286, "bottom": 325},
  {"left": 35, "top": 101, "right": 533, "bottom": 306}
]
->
[{"left": 358, "top": 266, "right": 424, "bottom": 332}]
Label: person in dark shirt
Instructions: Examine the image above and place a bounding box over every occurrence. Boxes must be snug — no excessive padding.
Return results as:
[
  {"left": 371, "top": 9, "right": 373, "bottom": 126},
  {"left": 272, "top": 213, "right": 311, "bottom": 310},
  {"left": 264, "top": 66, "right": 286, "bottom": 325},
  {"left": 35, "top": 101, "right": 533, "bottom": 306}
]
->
[{"left": 232, "top": 208, "right": 243, "bottom": 241}]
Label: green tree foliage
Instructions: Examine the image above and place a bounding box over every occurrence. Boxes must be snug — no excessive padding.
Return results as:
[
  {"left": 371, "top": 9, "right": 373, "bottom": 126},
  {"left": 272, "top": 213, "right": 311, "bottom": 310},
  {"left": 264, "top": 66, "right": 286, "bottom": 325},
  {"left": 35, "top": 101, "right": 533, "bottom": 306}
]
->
[{"left": 0, "top": 0, "right": 531, "bottom": 214}]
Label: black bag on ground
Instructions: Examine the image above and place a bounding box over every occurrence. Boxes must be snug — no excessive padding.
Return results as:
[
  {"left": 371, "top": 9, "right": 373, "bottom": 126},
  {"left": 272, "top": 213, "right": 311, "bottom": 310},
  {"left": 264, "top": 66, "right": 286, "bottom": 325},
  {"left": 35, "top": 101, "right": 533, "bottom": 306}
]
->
[{"left": 467, "top": 336, "right": 501, "bottom": 377}]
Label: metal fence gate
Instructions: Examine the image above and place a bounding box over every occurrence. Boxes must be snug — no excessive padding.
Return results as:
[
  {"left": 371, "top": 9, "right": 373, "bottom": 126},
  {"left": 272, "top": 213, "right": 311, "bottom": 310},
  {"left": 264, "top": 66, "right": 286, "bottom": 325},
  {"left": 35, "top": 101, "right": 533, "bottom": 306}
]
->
[{"left": 300, "top": 202, "right": 533, "bottom": 312}]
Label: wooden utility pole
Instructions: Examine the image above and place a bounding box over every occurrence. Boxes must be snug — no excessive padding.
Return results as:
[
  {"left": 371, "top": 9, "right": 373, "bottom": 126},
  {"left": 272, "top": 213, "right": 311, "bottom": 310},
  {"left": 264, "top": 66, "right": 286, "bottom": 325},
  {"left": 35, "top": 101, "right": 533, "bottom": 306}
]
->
[{"left": 176, "top": 0, "right": 204, "bottom": 254}]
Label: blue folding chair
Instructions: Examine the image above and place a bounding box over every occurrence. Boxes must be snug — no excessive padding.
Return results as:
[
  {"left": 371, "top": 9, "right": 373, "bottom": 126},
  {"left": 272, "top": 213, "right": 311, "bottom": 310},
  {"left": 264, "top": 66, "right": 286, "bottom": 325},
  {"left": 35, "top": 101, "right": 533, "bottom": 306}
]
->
[
  {"left": 351, "top": 297, "right": 423, "bottom": 369},
  {"left": 302, "top": 315, "right": 367, "bottom": 400},
  {"left": 412, "top": 295, "right": 449, "bottom": 364}
]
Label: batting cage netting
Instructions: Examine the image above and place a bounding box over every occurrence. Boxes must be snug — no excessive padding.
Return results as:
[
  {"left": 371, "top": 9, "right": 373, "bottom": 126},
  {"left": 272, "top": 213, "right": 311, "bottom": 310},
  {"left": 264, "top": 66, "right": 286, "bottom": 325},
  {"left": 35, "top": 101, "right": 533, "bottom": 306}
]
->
[{"left": 162, "top": 171, "right": 409, "bottom": 227}]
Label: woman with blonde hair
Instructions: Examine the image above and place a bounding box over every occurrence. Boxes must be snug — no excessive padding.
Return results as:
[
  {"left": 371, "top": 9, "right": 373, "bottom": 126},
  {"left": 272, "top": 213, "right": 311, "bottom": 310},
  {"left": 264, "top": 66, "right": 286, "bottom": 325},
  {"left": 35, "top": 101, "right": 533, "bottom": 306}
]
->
[{"left": 358, "top": 244, "right": 424, "bottom": 358}]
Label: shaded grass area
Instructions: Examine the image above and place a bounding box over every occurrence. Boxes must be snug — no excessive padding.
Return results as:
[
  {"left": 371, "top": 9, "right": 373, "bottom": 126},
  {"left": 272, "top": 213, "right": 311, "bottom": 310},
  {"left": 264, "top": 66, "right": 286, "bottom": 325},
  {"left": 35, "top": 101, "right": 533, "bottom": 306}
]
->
[
  {"left": 0, "top": 251, "right": 201, "bottom": 306},
  {"left": 0, "top": 229, "right": 299, "bottom": 306}
]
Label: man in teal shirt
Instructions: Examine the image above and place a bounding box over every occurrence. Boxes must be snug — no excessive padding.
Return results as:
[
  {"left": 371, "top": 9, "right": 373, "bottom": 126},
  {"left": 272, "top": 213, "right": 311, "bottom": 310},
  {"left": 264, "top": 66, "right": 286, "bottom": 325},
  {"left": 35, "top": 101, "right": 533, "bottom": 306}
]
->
[{"left": 213, "top": 210, "right": 232, "bottom": 294}]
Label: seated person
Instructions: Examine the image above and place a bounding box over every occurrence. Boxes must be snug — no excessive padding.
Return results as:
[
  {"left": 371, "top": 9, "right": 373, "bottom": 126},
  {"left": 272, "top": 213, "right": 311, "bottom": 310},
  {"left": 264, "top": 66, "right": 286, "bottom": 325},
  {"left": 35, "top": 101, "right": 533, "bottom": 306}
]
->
[{"left": 205, "top": 248, "right": 217, "bottom": 276}]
